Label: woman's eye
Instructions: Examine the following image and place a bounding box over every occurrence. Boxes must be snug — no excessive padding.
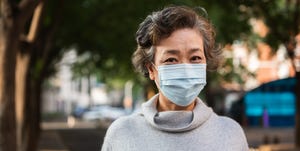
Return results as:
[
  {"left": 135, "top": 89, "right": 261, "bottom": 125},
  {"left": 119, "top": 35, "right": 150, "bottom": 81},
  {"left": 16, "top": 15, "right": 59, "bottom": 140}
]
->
[
  {"left": 191, "top": 56, "right": 202, "bottom": 62},
  {"left": 164, "top": 58, "right": 177, "bottom": 63}
]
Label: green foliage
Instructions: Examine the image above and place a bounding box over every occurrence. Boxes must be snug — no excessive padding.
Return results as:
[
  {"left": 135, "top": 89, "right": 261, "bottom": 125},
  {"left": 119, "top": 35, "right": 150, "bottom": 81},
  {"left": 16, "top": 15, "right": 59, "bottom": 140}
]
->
[
  {"left": 42, "top": 0, "right": 300, "bottom": 90},
  {"left": 56, "top": 0, "right": 253, "bottom": 88},
  {"left": 238, "top": 0, "right": 300, "bottom": 50},
  {"left": 196, "top": 0, "right": 251, "bottom": 43},
  {"left": 206, "top": 0, "right": 300, "bottom": 88},
  {"left": 59, "top": 0, "right": 168, "bottom": 87}
]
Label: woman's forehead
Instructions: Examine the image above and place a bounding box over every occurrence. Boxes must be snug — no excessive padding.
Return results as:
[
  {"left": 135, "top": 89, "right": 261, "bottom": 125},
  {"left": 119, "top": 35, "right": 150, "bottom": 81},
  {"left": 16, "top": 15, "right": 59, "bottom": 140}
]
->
[{"left": 154, "top": 28, "right": 204, "bottom": 55}]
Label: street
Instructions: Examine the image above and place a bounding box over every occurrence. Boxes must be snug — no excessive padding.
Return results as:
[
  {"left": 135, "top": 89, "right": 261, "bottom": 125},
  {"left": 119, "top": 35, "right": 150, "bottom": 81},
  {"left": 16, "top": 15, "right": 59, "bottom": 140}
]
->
[
  {"left": 38, "top": 121, "right": 107, "bottom": 151},
  {"left": 38, "top": 128, "right": 107, "bottom": 151}
]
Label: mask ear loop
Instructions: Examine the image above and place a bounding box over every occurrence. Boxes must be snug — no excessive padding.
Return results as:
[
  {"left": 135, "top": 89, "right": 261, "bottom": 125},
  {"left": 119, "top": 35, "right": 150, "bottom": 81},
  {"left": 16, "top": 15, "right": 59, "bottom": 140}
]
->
[
  {"left": 144, "top": 47, "right": 160, "bottom": 88},
  {"left": 149, "top": 46, "right": 158, "bottom": 71},
  {"left": 151, "top": 62, "right": 158, "bottom": 71}
]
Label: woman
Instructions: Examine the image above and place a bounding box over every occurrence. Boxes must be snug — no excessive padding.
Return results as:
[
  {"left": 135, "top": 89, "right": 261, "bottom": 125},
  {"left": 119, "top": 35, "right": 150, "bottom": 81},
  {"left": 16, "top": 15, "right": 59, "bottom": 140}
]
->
[{"left": 101, "top": 6, "right": 249, "bottom": 151}]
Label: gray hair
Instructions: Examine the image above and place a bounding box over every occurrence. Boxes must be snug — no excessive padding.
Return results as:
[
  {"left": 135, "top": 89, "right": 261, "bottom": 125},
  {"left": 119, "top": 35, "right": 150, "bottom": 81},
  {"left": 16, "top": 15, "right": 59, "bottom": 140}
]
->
[{"left": 132, "top": 6, "right": 222, "bottom": 76}]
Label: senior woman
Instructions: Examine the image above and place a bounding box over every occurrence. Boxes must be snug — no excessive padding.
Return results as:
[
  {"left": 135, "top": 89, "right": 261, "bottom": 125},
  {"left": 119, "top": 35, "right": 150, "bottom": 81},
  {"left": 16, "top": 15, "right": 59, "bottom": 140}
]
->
[{"left": 101, "top": 6, "right": 249, "bottom": 151}]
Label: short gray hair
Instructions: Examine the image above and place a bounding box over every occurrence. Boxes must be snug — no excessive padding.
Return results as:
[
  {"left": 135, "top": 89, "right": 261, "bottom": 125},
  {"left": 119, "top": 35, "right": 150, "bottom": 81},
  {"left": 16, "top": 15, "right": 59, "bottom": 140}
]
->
[{"left": 132, "top": 6, "right": 222, "bottom": 76}]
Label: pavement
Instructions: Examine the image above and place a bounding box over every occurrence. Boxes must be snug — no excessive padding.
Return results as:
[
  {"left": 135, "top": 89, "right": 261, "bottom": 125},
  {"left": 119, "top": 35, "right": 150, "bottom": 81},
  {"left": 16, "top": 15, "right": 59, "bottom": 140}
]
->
[
  {"left": 244, "top": 127, "right": 295, "bottom": 148},
  {"left": 38, "top": 121, "right": 298, "bottom": 151},
  {"left": 244, "top": 127, "right": 298, "bottom": 151},
  {"left": 38, "top": 120, "right": 107, "bottom": 151},
  {"left": 38, "top": 130, "right": 68, "bottom": 151}
]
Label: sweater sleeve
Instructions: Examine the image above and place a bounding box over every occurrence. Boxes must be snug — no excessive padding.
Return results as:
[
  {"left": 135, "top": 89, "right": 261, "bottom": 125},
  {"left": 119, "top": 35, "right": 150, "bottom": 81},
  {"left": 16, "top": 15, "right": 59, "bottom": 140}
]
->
[
  {"left": 219, "top": 116, "right": 249, "bottom": 150},
  {"left": 100, "top": 121, "right": 117, "bottom": 151},
  {"left": 100, "top": 116, "right": 130, "bottom": 151},
  {"left": 101, "top": 139, "right": 112, "bottom": 151}
]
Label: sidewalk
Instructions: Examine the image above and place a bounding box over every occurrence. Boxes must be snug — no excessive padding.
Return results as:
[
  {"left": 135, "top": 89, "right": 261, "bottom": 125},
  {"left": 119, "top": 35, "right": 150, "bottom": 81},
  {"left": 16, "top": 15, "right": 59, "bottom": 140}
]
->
[
  {"left": 38, "top": 120, "right": 96, "bottom": 151},
  {"left": 38, "top": 121, "right": 298, "bottom": 151},
  {"left": 38, "top": 120, "right": 106, "bottom": 151},
  {"left": 245, "top": 127, "right": 299, "bottom": 151},
  {"left": 244, "top": 127, "right": 294, "bottom": 148},
  {"left": 38, "top": 130, "right": 69, "bottom": 151}
]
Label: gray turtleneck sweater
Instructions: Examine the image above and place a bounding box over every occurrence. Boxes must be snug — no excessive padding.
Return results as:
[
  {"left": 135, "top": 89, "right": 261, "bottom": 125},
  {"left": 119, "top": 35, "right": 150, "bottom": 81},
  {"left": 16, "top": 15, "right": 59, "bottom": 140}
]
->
[{"left": 101, "top": 94, "right": 249, "bottom": 151}]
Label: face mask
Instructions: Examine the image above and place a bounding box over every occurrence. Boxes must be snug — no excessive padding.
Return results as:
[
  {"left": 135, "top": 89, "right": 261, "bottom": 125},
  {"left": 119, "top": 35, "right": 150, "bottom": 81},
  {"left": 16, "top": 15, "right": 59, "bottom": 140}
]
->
[{"left": 154, "top": 63, "right": 207, "bottom": 106}]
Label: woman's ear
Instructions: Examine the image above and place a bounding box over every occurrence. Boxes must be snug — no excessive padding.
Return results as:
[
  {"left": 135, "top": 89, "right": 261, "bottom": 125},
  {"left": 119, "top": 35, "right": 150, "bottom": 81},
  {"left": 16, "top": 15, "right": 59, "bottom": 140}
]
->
[{"left": 146, "top": 63, "right": 155, "bottom": 80}]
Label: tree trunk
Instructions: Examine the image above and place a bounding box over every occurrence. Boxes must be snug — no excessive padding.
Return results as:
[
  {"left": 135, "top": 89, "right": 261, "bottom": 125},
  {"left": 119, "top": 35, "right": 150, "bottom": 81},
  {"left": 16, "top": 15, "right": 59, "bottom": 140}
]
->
[
  {"left": 1, "top": 1, "right": 49, "bottom": 151},
  {"left": 293, "top": 0, "right": 300, "bottom": 148},
  {"left": 296, "top": 71, "right": 300, "bottom": 148},
  {"left": 15, "top": 51, "right": 42, "bottom": 151},
  {"left": 15, "top": 53, "right": 30, "bottom": 151},
  {"left": 0, "top": 14, "right": 19, "bottom": 151},
  {"left": 87, "top": 74, "right": 93, "bottom": 108},
  {"left": 0, "top": 1, "right": 23, "bottom": 150},
  {"left": 22, "top": 71, "right": 42, "bottom": 151},
  {"left": 16, "top": 50, "right": 44, "bottom": 151},
  {"left": 15, "top": 2, "right": 44, "bottom": 151}
]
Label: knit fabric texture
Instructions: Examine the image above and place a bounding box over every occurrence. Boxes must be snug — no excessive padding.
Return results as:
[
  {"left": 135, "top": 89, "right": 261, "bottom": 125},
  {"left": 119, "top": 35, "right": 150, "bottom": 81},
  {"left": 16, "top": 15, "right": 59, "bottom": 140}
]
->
[{"left": 101, "top": 94, "right": 249, "bottom": 151}]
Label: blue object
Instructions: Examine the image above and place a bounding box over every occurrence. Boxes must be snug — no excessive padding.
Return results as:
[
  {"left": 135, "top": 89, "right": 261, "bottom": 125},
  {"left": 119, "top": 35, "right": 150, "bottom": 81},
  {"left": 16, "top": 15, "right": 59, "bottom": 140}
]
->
[{"left": 244, "top": 78, "right": 296, "bottom": 127}]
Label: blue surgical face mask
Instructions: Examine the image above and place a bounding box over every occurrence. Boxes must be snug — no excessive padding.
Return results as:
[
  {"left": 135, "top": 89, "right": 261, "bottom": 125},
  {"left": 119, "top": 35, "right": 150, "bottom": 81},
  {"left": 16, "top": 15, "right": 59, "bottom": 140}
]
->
[{"left": 153, "top": 63, "right": 207, "bottom": 106}]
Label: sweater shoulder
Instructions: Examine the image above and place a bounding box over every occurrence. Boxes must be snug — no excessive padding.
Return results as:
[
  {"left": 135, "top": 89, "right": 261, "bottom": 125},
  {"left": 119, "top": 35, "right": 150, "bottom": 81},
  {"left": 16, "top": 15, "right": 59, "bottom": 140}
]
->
[
  {"left": 215, "top": 115, "right": 243, "bottom": 130},
  {"left": 101, "top": 114, "right": 143, "bottom": 151},
  {"left": 104, "top": 113, "right": 143, "bottom": 137},
  {"left": 212, "top": 115, "right": 249, "bottom": 149},
  {"left": 212, "top": 115, "right": 246, "bottom": 136}
]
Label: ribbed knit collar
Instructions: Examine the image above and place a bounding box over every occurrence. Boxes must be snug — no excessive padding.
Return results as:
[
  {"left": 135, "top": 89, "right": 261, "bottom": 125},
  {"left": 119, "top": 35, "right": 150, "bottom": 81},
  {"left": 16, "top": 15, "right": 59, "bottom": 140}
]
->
[{"left": 142, "top": 94, "right": 213, "bottom": 132}]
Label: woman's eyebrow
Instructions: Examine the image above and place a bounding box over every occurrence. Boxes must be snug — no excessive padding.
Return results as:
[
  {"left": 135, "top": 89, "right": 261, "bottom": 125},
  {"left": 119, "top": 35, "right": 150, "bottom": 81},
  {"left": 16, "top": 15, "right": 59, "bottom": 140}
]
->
[
  {"left": 188, "top": 48, "right": 203, "bottom": 55},
  {"left": 162, "top": 49, "right": 180, "bottom": 55}
]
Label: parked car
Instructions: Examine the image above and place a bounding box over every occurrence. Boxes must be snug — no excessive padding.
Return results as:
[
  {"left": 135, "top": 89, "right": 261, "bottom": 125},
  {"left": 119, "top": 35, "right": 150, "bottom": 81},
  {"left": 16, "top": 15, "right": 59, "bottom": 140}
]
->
[
  {"left": 72, "top": 106, "right": 89, "bottom": 118},
  {"left": 82, "top": 105, "right": 128, "bottom": 122},
  {"left": 230, "top": 77, "right": 296, "bottom": 127}
]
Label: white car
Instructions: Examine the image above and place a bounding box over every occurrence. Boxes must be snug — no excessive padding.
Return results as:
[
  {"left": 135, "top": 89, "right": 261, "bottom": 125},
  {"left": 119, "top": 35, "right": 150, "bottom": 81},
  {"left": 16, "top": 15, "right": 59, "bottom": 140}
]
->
[{"left": 82, "top": 105, "right": 128, "bottom": 122}]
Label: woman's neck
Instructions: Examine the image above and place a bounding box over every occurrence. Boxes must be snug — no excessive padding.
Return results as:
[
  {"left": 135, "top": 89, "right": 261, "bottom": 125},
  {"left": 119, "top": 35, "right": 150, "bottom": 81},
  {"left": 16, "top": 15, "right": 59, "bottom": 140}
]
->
[{"left": 157, "top": 93, "right": 196, "bottom": 112}]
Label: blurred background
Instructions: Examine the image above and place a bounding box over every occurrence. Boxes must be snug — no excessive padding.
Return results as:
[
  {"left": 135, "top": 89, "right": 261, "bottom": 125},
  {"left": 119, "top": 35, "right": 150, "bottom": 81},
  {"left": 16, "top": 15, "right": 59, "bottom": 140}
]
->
[{"left": 1, "top": 0, "right": 300, "bottom": 151}]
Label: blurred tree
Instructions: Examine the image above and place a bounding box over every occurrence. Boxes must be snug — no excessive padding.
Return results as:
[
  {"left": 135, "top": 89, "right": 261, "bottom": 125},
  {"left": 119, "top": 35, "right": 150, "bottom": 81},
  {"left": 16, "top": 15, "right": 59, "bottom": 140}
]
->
[
  {"left": 17, "top": 1, "right": 65, "bottom": 151},
  {"left": 66, "top": 0, "right": 251, "bottom": 108},
  {"left": 64, "top": 0, "right": 170, "bottom": 87},
  {"left": 0, "top": 0, "right": 64, "bottom": 151},
  {"left": 0, "top": 1, "right": 41, "bottom": 151}
]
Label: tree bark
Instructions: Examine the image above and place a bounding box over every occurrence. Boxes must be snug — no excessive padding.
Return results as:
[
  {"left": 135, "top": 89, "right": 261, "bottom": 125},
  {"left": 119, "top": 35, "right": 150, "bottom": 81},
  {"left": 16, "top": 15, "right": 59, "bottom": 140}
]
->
[
  {"left": 0, "top": 1, "right": 20, "bottom": 151},
  {"left": 21, "top": 1, "right": 62, "bottom": 150},
  {"left": 15, "top": 2, "right": 44, "bottom": 151},
  {"left": 22, "top": 67, "right": 42, "bottom": 151},
  {"left": 292, "top": 1, "right": 300, "bottom": 148},
  {"left": 0, "top": 0, "right": 61, "bottom": 150},
  {"left": 296, "top": 71, "right": 300, "bottom": 148},
  {"left": 0, "top": 0, "right": 42, "bottom": 150},
  {"left": 15, "top": 53, "right": 30, "bottom": 151}
]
